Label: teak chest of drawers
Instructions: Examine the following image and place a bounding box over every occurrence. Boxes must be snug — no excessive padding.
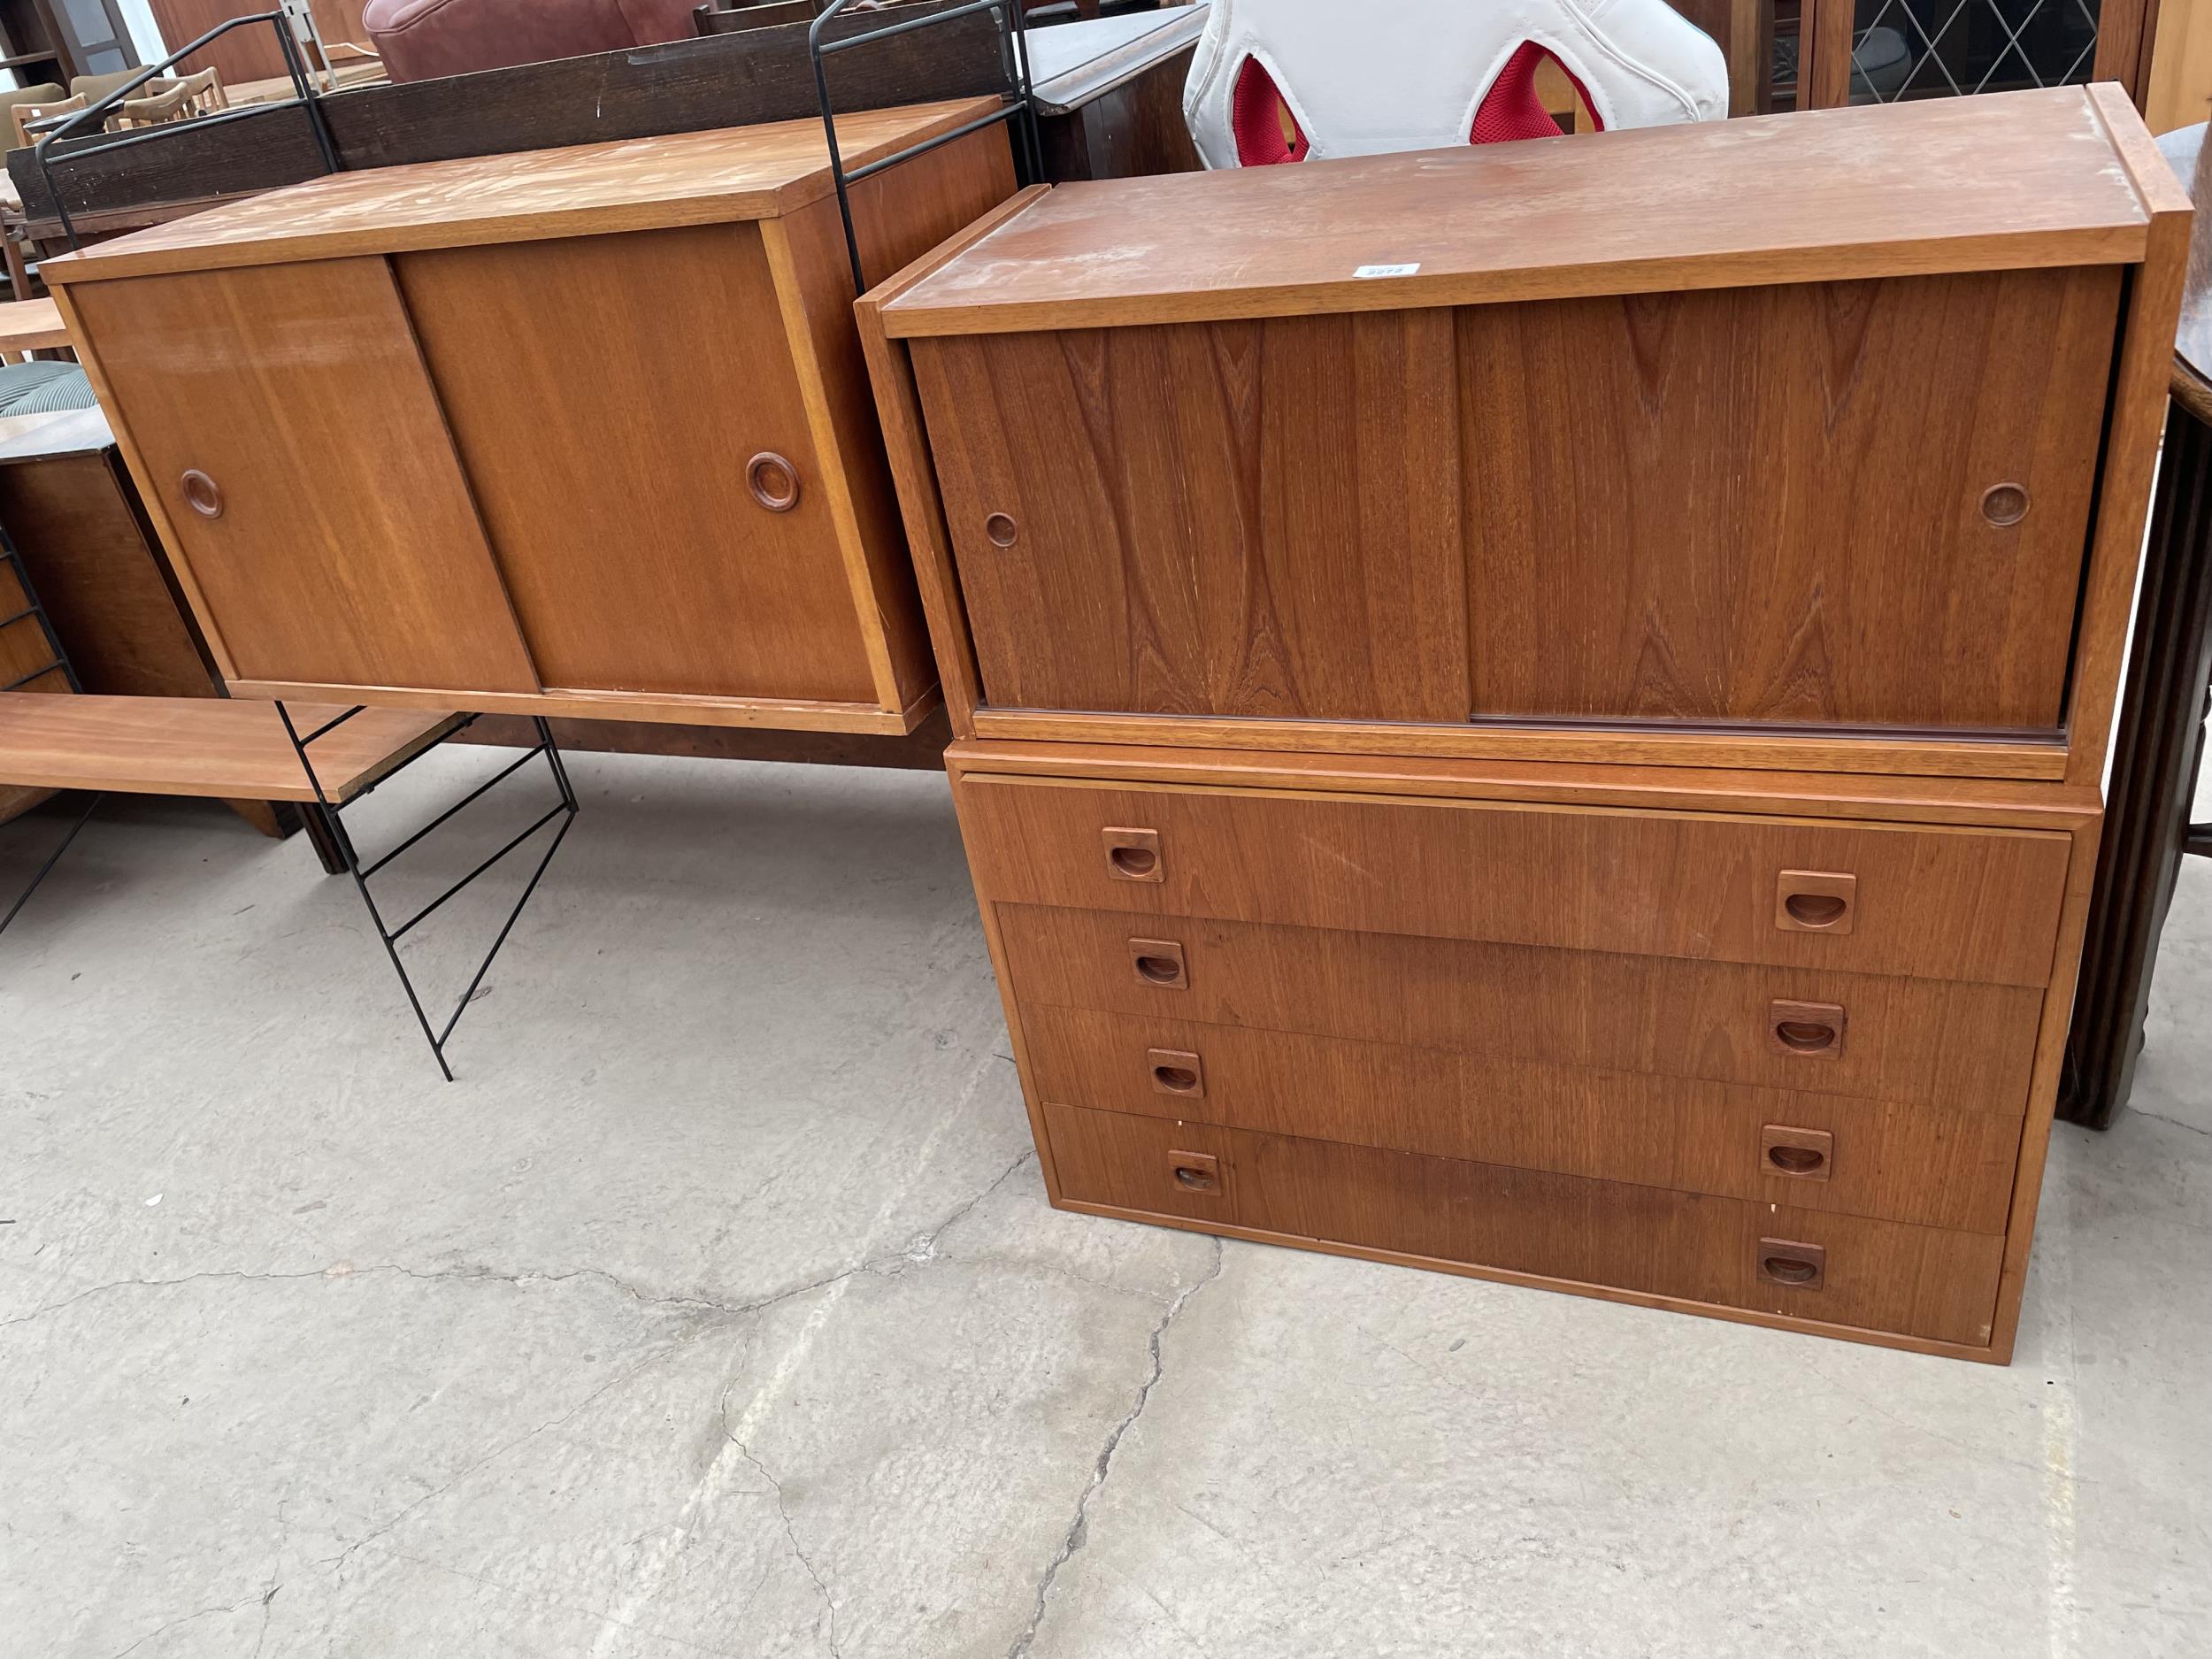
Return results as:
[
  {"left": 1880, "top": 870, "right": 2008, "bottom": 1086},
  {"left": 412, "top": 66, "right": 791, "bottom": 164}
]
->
[
  {"left": 863, "top": 88, "right": 2190, "bottom": 1362},
  {"left": 42, "top": 100, "right": 1016, "bottom": 734}
]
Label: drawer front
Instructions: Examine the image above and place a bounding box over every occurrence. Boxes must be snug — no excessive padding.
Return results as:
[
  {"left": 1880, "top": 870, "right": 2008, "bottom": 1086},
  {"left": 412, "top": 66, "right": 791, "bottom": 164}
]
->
[
  {"left": 1022, "top": 1006, "right": 2023, "bottom": 1233},
  {"left": 956, "top": 775, "right": 2069, "bottom": 987},
  {"left": 997, "top": 904, "right": 2043, "bottom": 1114},
  {"left": 1044, "top": 1102, "right": 2007, "bottom": 1348}
]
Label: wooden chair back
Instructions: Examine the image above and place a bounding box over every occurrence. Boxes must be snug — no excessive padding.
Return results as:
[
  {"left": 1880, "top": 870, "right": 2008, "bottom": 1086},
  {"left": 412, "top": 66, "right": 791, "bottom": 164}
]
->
[
  {"left": 114, "top": 69, "right": 228, "bottom": 129},
  {"left": 12, "top": 95, "right": 87, "bottom": 150}
]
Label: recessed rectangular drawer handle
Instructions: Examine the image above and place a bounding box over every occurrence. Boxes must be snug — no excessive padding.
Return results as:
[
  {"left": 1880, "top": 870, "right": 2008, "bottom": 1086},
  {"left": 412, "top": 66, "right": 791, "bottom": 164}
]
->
[
  {"left": 1756, "top": 1237, "right": 1826, "bottom": 1291},
  {"left": 1129, "top": 937, "right": 1188, "bottom": 990},
  {"left": 1769, "top": 998, "right": 1846, "bottom": 1058},
  {"left": 1167, "top": 1148, "right": 1221, "bottom": 1194},
  {"left": 1148, "top": 1048, "right": 1205, "bottom": 1097},
  {"left": 1776, "top": 870, "right": 1857, "bottom": 934},
  {"left": 1103, "top": 826, "right": 1163, "bottom": 882},
  {"left": 1760, "top": 1124, "right": 1834, "bottom": 1181}
]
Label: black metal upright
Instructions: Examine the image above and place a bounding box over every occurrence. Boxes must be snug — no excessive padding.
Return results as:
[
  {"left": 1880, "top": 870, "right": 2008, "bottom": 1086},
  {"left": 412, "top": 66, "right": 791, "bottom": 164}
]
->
[
  {"left": 32, "top": 12, "right": 340, "bottom": 251},
  {"left": 808, "top": 0, "right": 1042, "bottom": 293}
]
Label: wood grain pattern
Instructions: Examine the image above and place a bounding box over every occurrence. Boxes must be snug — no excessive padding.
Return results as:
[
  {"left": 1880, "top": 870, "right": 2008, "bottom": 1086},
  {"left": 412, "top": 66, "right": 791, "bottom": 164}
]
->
[
  {"left": 0, "top": 694, "right": 458, "bottom": 801},
  {"left": 61, "top": 257, "right": 540, "bottom": 695},
  {"left": 0, "top": 297, "right": 72, "bottom": 355},
  {"left": 0, "top": 441, "right": 306, "bottom": 833},
  {"left": 456, "top": 704, "right": 952, "bottom": 770},
  {"left": 0, "top": 555, "right": 66, "bottom": 694},
  {"left": 944, "top": 740, "right": 2105, "bottom": 833},
  {"left": 2063, "top": 400, "right": 2212, "bottom": 1128},
  {"left": 762, "top": 125, "right": 1015, "bottom": 713},
  {"left": 994, "top": 903, "right": 2046, "bottom": 1114},
  {"left": 1461, "top": 266, "right": 2120, "bottom": 730},
  {"left": 1041, "top": 1101, "right": 2006, "bottom": 1348},
  {"left": 0, "top": 450, "right": 214, "bottom": 700},
  {"left": 143, "top": 0, "right": 296, "bottom": 84},
  {"left": 879, "top": 90, "right": 2152, "bottom": 336},
  {"left": 0, "top": 555, "right": 63, "bottom": 822},
  {"left": 396, "top": 223, "right": 874, "bottom": 705},
  {"left": 964, "top": 709, "right": 2073, "bottom": 780},
  {"left": 1989, "top": 816, "right": 2101, "bottom": 1360},
  {"left": 911, "top": 311, "right": 1470, "bottom": 721},
  {"left": 2065, "top": 82, "right": 2198, "bottom": 789},
  {"left": 1022, "top": 1005, "right": 2024, "bottom": 1233},
  {"left": 854, "top": 188, "right": 1053, "bottom": 739},
  {"left": 953, "top": 774, "right": 2072, "bottom": 987},
  {"left": 226, "top": 677, "right": 929, "bottom": 733},
  {"left": 40, "top": 100, "right": 1004, "bottom": 285}
]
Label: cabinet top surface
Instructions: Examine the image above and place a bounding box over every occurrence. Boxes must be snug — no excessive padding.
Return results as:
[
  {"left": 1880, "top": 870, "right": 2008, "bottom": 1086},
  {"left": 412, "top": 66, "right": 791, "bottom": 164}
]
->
[
  {"left": 42, "top": 97, "right": 1002, "bottom": 284},
  {"left": 879, "top": 86, "right": 2184, "bottom": 334}
]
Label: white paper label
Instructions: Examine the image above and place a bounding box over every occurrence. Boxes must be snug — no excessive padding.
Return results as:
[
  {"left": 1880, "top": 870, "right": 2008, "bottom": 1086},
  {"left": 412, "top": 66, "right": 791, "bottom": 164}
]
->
[{"left": 1353, "top": 263, "right": 1420, "bottom": 279}]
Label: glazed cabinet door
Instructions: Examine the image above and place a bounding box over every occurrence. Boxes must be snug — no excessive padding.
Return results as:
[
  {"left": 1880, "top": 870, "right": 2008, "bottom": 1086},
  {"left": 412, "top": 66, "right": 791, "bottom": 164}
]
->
[
  {"left": 396, "top": 223, "right": 879, "bottom": 705},
  {"left": 65, "top": 257, "right": 540, "bottom": 695}
]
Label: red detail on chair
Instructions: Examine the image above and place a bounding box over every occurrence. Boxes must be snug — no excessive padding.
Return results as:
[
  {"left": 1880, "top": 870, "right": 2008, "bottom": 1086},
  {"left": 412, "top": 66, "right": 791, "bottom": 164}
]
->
[
  {"left": 1233, "top": 55, "right": 1310, "bottom": 165},
  {"left": 1472, "top": 41, "right": 1604, "bottom": 143}
]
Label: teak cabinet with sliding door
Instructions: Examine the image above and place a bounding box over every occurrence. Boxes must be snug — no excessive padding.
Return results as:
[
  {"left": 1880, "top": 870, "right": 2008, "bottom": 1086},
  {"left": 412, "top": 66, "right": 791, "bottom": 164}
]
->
[
  {"left": 42, "top": 99, "right": 1016, "bottom": 733},
  {"left": 862, "top": 88, "right": 2191, "bottom": 1361}
]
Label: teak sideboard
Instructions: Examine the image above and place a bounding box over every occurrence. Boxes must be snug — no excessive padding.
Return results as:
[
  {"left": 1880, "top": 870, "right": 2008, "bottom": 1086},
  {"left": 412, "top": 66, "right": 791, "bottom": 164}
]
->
[
  {"left": 862, "top": 87, "right": 2191, "bottom": 1362},
  {"left": 40, "top": 99, "right": 1016, "bottom": 734}
]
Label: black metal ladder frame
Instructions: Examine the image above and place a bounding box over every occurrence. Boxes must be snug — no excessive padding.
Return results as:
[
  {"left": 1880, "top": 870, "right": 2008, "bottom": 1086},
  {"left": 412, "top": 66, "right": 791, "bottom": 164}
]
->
[
  {"left": 275, "top": 705, "right": 579, "bottom": 1081},
  {"left": 32, "top": 12, "right": 340, "bottom": 253}
]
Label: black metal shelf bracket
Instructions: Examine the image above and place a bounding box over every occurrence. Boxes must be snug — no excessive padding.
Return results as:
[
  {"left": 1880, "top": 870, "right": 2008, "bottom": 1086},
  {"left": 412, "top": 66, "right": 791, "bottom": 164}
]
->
[
  {"left": 275, "top": 705, "right": 580, "bottom": 1081},
  {"left": 33, "top": 11, "right": 341, "bottom": 252},
  {"left": 808, "top": 0, "right": 1041, "bottom": 294}
]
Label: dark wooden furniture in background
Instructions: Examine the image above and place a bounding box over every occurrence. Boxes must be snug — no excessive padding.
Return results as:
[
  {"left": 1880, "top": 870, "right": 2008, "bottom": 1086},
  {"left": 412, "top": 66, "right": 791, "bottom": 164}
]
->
[
  {"left": 0, "top": 403, "right": 299, "bottom": 836},
  {"left": 7, "top": 0, "right": 1023, "bottom": 234},
  {"left": 0, "top": 484, "right": 65, "bottom": 825},
  {"left": 44, "top": 100, "right": 1016, "bottom": 738},
  {"left": 862, "top": 87, "right": 2187, "bottom": 1361},
  {"left": 1, "top": 0, "right": 137, "bottom": 91},
  {"left": 141, "top": 0, "right": 294, "bottom": 84},
  {"left": 1028, "top": 4, "right": 1202, "bottom": 180},
  {"left": 2062, "top": 119, "right": 2212, "bottom": 1129},
  {"left": 1798, "top": 0, "right": 2158, "bottom": 113}
]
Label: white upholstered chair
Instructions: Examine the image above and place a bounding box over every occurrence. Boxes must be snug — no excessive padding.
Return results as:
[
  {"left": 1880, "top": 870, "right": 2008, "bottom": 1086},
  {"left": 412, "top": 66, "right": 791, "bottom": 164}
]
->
[{"left": 1183, "top": 0, "right": 1730, "bottom": 168}]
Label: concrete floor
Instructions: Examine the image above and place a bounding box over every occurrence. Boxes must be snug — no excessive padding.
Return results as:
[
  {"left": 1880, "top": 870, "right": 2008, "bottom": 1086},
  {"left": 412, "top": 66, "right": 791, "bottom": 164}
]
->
[{"left": 2, "top": 747, "right": 2207, "bottom": 1658}]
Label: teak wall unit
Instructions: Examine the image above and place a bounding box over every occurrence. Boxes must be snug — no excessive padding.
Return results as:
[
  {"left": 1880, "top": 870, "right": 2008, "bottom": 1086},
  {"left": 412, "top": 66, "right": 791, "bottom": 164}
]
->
[
  {"left": 862, "top": 87, "right": 2191, "bottom": 1362},
  {"left": 40, "top": 99, "right": 1017, "bottom": 735}
]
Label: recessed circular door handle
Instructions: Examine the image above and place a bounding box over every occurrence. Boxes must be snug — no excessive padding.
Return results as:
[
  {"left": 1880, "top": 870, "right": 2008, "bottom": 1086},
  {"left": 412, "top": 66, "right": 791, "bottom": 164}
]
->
[
  {"left": 1981, "top": 482, "right": 2030, "bottom": 526},
  {"left": 180, "top": 469, "right": 224, "bottom": 519},
  {"left": 746, "top": 452, "right": 801, "bottom": 512}
]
